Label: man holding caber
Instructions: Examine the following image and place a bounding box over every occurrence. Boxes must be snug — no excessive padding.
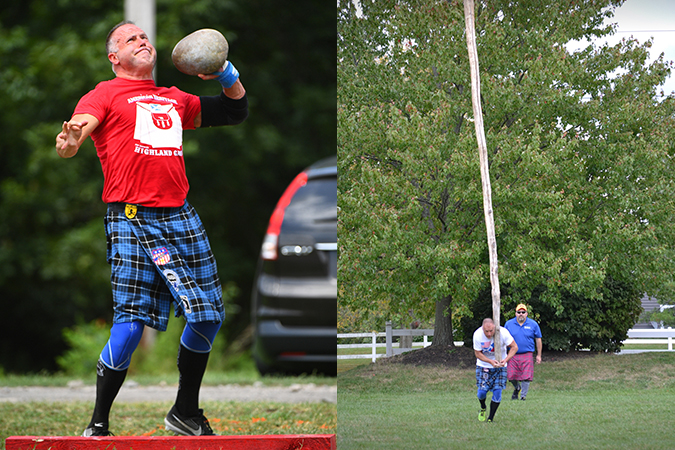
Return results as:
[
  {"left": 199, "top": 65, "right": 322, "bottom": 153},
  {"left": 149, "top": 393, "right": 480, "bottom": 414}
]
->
[{"left": 473, "top": 318, "right": 518, "bottom": 423}]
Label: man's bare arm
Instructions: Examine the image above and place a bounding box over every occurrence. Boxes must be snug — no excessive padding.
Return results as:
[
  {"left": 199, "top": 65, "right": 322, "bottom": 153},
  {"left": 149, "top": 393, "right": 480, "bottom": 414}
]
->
[
  {"left": 55, "top": 114, "right": 99, "bottom": 158},
  {"left": 475, "top": 349, "right": 501, "bottom": 368},
  {"left": 502, "top": 341, "right": 519, "bottom": 365}
]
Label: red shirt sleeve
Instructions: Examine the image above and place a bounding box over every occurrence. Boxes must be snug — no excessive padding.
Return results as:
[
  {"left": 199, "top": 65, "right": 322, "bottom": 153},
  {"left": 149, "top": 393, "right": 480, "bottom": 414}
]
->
[
  {"left": 73, "top": 81, "right": 111, "bottom": 122},
  {"left": 179, "top": 90, "right": 201, "bottom": 130}
]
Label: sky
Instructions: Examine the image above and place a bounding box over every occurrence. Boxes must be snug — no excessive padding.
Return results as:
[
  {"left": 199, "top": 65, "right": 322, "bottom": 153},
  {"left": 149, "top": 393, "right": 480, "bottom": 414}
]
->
[{"left": 581, "top": 0, "right": 675, "bottom": 97}]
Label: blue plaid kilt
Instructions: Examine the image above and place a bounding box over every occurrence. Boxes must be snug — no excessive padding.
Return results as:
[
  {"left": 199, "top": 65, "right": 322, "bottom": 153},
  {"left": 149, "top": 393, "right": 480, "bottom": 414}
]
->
[
  {"left": 476, "top": 366, "right": 508, "bottom": 392},
  {"left": 104, "top": 201, "right": 225, "bottom": 331}
]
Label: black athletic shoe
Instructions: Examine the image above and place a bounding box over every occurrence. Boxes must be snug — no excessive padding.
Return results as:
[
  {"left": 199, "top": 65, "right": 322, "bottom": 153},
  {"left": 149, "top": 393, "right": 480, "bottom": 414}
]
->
[
  {"left": 511, "top": 388, "right": 521, "bottom": 400},
  {"left": 164, "top": 405, "right": 217, "bottom": 436},
  {"left": 82, "top": 424, "right": 114, "bottom": 436}
]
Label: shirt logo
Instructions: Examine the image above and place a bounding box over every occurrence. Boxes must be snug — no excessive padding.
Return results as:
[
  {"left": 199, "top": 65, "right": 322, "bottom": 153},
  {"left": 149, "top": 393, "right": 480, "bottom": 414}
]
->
[
  {"left": 152, "top": 247, "right": 171, "bottom": 265},
  {"left": 134, "top": 102, "right": 183, "bottom": 149},
  {"left": 151, "top": 111, "right": 173, "bottom": 129}
]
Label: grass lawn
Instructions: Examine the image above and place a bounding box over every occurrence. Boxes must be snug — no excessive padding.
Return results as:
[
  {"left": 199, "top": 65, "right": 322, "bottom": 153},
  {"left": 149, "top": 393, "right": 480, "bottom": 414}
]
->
[
  {"left": 0, "top": 370, "right": 336, "bottom": 449},
  {"left": 338, "top": 351, "right": 675, "bottom": 449},
  {"left": 0, "top": 400, "right": 335, "bottom": 443}
]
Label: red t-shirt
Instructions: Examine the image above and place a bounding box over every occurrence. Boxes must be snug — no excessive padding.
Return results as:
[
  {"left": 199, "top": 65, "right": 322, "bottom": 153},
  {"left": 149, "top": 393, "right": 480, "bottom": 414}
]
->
[{"left": 74, "top": 77, "right": 201, "bottom": 207}]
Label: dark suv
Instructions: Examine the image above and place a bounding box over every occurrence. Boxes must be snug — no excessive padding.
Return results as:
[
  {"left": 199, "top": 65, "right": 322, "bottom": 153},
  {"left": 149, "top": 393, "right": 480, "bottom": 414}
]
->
[{"left": 251, "top": 155, "right": 337, "bottom": 376}]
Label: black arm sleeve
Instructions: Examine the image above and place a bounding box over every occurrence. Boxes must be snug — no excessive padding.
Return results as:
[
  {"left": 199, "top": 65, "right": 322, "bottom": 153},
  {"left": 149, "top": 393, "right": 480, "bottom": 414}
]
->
[{"left": 199, "top": 92, "right": 249, "bottom": 128}]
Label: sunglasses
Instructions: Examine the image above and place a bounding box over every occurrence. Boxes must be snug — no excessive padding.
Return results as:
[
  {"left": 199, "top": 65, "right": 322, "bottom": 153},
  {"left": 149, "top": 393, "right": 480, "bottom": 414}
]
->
[{"left": 516, "top": 311, "right": 527, "bottom": 314}]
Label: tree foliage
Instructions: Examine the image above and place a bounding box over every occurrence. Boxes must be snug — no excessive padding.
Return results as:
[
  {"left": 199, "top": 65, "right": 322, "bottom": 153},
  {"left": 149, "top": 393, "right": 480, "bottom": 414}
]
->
[
  {"left": 0, "top": 0, "right": 335, "bottom": 372},
  {"left": 461, "top": 277, "right": 642, "bottom": 352},
  {"left": 338, "top": 0, "right": 675, "bottom": 349},
  {"left": 647, "top": 307, "right": 675, "bottom": 328}
]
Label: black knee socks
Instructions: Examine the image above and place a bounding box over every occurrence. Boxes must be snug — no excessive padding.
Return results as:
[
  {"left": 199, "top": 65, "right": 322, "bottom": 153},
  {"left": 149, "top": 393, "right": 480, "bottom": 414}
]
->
[
  {"left": 88, "top": 343, "right": 210, "bottom": 427},
  {"left": 175, "top": 344, "right": 210, "bottom": 417},
  {"left": 89, "top": 359, "right": 127, "bottom": 429},
  {"left": 488, "top": 401, "right": 500, "bottom": 421}
]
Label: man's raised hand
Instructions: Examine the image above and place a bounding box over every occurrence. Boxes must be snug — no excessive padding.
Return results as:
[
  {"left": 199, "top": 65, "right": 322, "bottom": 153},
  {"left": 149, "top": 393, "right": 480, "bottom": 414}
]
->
[{"left": 56, "top": 120, "right": 88, "bottom": 158}]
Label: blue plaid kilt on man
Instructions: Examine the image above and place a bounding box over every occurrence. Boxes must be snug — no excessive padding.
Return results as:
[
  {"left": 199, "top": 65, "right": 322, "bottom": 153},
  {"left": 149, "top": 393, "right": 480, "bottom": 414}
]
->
[
  {"left": 476, "top": 366, "right": 508, "bottom": 392},
  {"left": 104, "top": 201, "right": 225, "bottom": 331}
]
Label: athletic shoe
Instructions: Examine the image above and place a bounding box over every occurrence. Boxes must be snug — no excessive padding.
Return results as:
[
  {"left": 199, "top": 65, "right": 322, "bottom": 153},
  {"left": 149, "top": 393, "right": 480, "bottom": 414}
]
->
[
  {"left": 478, "top": 409, "right": 486, "bottom": 422},
  {"left": 511, "top": 388, "right": 521, "bottom": 400},
  {"left": 164, "top": 405, "right": 216, "bottom": 436},
  {"left": 82, "top": 424, "right": 114, "bottom": 436},
  {"left": 521, "top": 397, "right": 526, "bottom": 401},
  {"left": 487, "top": 419, "right": 493, "bottom": 423}
]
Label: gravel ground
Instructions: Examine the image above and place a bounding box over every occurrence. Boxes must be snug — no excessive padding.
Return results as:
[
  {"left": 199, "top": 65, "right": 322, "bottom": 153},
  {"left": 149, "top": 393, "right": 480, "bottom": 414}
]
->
[{"left": 0, "top": 381, "right": 336, "bottom": 404}]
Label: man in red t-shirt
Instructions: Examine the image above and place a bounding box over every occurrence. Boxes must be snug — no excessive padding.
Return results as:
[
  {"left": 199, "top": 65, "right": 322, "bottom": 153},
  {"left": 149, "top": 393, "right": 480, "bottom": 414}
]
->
[{"left": 55, "top": 21, "right": 248, "bottom": 437}]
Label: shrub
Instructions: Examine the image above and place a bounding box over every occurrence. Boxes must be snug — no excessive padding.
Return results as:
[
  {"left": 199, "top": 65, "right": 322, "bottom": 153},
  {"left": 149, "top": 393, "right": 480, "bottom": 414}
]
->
[
  {"left": 56, "top": 310, "right": 254, "bottom": 378},
  {"left": 461, "top": 277, "right": 642, "bottom": 352},
  {"left": 56, "top": 319, "right": 109, "bottom": 377}
]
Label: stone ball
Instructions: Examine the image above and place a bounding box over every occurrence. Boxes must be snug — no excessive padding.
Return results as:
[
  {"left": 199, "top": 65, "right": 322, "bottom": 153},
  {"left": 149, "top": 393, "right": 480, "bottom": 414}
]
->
[{"left": 171, "top": 29, "right": 229, "bottom": 76}]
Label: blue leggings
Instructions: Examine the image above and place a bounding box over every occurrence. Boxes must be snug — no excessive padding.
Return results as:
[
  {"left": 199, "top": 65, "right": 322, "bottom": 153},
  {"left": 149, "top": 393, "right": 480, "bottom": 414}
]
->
[
  {"left": 478, "top": 388, "right": 503, "bottom": 403},
  {"left": 100, "top": 320, "right": 221, "bottom": 371}
]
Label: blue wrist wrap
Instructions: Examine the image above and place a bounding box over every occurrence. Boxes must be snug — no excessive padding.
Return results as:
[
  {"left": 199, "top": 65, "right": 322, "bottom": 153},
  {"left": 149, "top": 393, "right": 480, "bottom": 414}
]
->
[{"left": 215, "top": 61, "right": 239, "bottom": 88}]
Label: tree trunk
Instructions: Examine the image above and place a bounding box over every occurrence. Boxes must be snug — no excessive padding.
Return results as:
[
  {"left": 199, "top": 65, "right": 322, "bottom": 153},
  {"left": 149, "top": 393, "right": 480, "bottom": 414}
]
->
[
  {"left": 399, "top": 327, "right": 413, "bottom": 349},
  {"left": 432, "top": 295, "right": 454, "bottom": 347}
]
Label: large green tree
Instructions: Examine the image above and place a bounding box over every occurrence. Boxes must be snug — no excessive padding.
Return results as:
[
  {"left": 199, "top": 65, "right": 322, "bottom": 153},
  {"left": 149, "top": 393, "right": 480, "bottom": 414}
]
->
[
  {"left": 338, "top": 0, "right": 675, "bottom": 347},
  {"left": 0, "top": 0, "right": 335, "bottom": 372}
]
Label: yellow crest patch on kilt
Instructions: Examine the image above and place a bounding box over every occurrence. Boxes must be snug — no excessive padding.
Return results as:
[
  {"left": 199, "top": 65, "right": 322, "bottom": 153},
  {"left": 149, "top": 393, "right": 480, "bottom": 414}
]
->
[{"left": 124, "top": 204, "right": 138, "bottom": 219}]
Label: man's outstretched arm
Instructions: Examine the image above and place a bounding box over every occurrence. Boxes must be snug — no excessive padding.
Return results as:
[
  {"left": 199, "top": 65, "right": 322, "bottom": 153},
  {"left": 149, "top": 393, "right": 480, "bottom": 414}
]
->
[{"left": 55, "top": 114, "right": 99, "bottom": 158}]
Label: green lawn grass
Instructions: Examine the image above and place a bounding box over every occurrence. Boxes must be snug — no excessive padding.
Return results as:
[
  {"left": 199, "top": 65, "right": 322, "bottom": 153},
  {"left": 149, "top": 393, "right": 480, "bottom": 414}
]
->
[
  {"left": 0, "top": 400, "right": 335, "bottom": 438},
  {"left": 0, "top": 400, "right": 336, "bottom": 449},
  {"left": 338, "top": 351, "right": 675, "bottom": 450},
  {"left": 0, "top": 369, "right": 336, "bottom": 449},
  {"left": 337, "top": 343, "right": 675, "bottom": 373}
]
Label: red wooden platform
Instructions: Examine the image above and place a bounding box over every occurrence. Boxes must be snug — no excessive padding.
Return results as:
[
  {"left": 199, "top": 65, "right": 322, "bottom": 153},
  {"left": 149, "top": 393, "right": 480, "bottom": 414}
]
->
[{"left": 5, "top": 434, "right": 336, "bottom": 450}]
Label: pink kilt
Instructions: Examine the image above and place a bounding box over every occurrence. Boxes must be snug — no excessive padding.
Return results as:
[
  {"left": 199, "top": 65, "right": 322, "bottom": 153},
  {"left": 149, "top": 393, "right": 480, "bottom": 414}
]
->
[{"left": 507, "top": 352, "right": 534, "bottom": 381}]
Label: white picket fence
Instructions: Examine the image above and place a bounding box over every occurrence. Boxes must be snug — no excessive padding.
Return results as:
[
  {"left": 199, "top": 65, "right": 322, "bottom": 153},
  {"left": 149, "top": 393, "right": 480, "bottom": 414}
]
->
[
  {"left": 336, "top": 331, "right": 439, "bottom": 363},
  {"left": 624, "top": 328, "right": 675, "bottom": 350},
  {"left": 337, "top": 331, "right": 386, "bottom": 363},
  {"left": 338, "top": 325, "right": 675, "bottom": 362},
  {"left": 338, "top": 321, "right": 462, "bottom": 363}
]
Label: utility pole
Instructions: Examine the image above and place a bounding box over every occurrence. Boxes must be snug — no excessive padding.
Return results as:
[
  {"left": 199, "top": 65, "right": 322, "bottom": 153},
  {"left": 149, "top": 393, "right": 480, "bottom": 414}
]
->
[
  {"left": 463, "top": 0, "right": 502, "bottom": 360},
  {"left": 125, "top": 0, "right": 156, "bottom": 80},
  {"left": 127, "top": 0, "right": 158, "bottom": 350}
]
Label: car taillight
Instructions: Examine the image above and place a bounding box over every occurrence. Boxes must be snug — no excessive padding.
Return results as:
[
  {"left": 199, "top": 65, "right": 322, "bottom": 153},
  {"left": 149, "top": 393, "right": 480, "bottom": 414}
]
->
[{"left": 261, "top": 171, "right": 308, "bottom": 260}]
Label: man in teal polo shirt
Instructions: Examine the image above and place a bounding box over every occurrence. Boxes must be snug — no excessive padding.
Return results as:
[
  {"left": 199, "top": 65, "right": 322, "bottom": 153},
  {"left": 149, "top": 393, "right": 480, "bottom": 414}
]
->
[{"left": 504, "top": 304, "right": 542, "bottom": 400}]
